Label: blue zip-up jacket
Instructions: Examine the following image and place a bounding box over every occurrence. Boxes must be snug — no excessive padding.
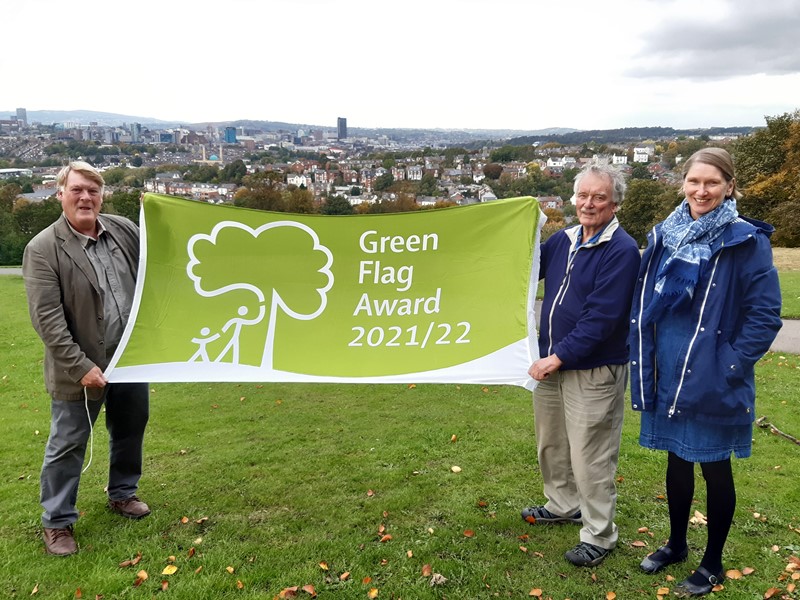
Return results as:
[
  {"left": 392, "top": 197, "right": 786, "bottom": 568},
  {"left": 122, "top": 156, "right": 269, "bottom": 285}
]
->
[
  {"left": 539, "top": 217, "right": 641, "bottom": 370},
  {"left": 629, "top": 216, "right": 782, "bottom": 425}
]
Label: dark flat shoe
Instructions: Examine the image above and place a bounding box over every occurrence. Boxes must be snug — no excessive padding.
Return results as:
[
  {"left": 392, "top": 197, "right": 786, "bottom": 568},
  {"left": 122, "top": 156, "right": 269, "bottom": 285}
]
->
[
  {"left": 639, "top": 544, "right": 688, "bottom": 574},
  {"left": 674, "top": 566, "right": 724, "bottom": 597}
]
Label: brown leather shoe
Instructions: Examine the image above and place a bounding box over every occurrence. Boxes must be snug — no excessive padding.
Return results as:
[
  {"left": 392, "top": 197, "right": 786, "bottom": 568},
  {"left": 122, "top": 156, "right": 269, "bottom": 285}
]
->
[
  {"left": 43, "top": 526, "right": 77, "bottom": 556},
  {"left": 108, "top": 495, "right": 151, "bottom": 519}
]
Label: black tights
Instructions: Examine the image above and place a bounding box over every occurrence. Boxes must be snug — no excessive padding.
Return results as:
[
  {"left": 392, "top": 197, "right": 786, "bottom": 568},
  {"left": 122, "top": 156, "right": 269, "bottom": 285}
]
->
[{"left": 665, "top": 452, "right": 736, "bottom": 574}]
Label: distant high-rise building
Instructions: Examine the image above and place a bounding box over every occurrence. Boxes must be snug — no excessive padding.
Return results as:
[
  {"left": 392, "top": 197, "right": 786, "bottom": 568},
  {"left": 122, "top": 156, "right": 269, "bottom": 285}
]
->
[
  {"left": 16, "top": 107, "right": 27, "bottom": 127},
  {"left": 131, "top": 122, "right": 142, "bottom": 143},
  {"left": 337, "top": 117, "right": 347, "bottom": 140},
  {"left": 224, "top": 126, "right": 237, "bottom": 144}
]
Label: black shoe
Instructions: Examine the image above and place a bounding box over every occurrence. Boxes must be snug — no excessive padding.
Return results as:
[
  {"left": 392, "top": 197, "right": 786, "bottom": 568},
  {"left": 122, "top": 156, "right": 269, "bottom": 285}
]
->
[
  {"left": 639, "top": 544, "right": 689, "bottom": 574},
  {"left": 674, "top": 566, "right": 724, "bottom": 597},
  {"left": 565, "top": 542, "right": 611, "bottom": 567},
  {"left": 521, "top": 505, "right": 582, "bottom": 524}
]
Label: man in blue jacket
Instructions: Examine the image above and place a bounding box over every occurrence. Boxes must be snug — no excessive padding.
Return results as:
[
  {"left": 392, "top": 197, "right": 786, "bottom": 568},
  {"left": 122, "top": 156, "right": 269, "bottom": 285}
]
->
[{"left": 522, "top": 163, "right": 641, "bottom": 567}]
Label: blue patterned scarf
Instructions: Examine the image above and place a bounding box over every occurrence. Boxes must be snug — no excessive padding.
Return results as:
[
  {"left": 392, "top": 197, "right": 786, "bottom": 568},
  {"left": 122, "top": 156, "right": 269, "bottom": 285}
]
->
[{"left": 643, "top": 198, "right": 738, "bottom": 323}]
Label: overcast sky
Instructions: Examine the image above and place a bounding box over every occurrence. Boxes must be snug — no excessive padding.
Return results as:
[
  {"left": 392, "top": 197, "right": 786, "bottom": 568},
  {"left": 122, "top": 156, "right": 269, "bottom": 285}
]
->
[{"left": 2, "top": 0, "right": 798, "bottom": 131}]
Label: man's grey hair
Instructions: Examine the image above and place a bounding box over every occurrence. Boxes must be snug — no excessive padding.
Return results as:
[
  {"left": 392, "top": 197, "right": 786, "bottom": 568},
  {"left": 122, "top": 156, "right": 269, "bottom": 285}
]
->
[{"left": 572, "top": 163, "right": 627, "bottom": 205}]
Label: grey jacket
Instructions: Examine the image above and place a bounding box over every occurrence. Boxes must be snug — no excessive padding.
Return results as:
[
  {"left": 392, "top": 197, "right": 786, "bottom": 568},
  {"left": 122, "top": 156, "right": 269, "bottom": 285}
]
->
[{"left": 23, "top": 213, "right": 140, "bottom": 400}]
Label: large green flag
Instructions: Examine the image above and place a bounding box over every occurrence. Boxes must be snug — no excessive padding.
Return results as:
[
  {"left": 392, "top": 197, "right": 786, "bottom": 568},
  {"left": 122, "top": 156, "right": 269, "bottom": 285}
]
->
[{"left": 107, "top": 194, "right": 543, "bottom": 388}]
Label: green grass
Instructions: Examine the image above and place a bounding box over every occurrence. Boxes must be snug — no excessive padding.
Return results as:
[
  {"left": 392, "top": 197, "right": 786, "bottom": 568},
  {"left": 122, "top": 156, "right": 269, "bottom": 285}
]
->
[
  {"left": 780, "top": 272, "right": 800, "bottom": 319},
  {"left": 2, "top": 274, "right": 799, "bottom": 599}
]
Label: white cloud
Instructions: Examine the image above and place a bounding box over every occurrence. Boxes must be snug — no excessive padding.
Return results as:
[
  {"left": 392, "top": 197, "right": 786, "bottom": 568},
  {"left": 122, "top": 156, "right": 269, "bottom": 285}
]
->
[{"left": 1, "top": 0, "right": 797, "bottom": 130}]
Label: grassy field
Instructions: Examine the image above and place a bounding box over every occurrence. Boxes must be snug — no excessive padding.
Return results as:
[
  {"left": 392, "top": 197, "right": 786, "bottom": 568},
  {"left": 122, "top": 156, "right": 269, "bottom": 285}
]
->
[{"left": 1, "top": 275, "right": 799, "bottom": 599}]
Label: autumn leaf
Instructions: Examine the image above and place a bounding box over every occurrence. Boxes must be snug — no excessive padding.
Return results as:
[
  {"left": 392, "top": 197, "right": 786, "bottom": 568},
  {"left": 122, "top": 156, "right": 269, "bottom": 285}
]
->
[
  {"left": 368, "top": 588, "right": 379, "bottom": 598},
  {"left": 450, "top": 466, "right": 462, "bottom": 473},
  {"left": 407, "top": 384, "right": 416, "bottom": 389},
  {"left": 188, "top": 547, "right": 196, "bottom": 558},
  {"left": 379, "top": 534, "right": 392, "bottom": 543},
  {"left": 430, "top": 573, "right": 447, "bottom": 586},
  {"left": 367, "top": 489, "right": 375, "bottom": 497},
  {"left": 133, "top": 570, "right": 148, "bottom": 587},
  {"left": 726, "top": 569, "right": 743, "bottom": 579},
  {"left": 236, "top": 580, "right": 244, "bottom": 589},
  {"left": 319, "top": 561, "right": 329, "bottom": 570},
  {"left": 637, "top": 526, "right": 649, "bottom": 533},
  {"left": 421, "top": 564, "right": 432, "bottom": 577},
  {"left": 226, "top": 566, "right": 235, "bottom": 574},
  {"left": 75, "top": 588, "right": 82, "bottom": 599},
  {"left": 31, "top": 583, "right": 39, "bottom": 595},
  {"left": 161, "top": 581, "right": 169, "bottom": 591},
  {"left": 525, "top": 515, "right": 536, "bottom": 524},
  {"left": 196, "top": 516, "right": 209, "bottom": 524},
  {"left": 301, "top": 584, "right": 316, "bottom": 596},
  {"left": 529, "top": 589, "right": 542, "bottom": 597},
  {"left": 362, "top": 577, "right": 372, "bottom": 584},
  {"left": 450, "top": 434, "right": 457, "bottom": 442},
  {"left": 195, "top": 566, "right": 203, "bottom": 574},
  {"left": 463, "top": 529, "right": 475, "bottom": 538},
  {"left": 764, "top": 587, "right": 781, "bottom": 598},
  {"left": 340, "top": 572, "right": 350, "bottom": 581},
  {"left": 406, "top": 550, "right": 413, "bottom": 558},
  {"left": 742, "top": 566, "right": 755, "bottom": 575},
  {"left": 689, "top": 510, "right": 707, "bottom": 526},
  {"left": 519, "top": 546, "right": 528, "bottom": 553},
  {"left": 181, "top": 516, "right": 189, "bottom": 524},
  {"left": 631, "top": 540, "right": 648, "bottom": 548},
  {"left": 606, "top": 592, "right": 617, "bottom": 600},
  {"left": 380, "top": 559, "right": 389, "bottom": 566},
  {"left": 656, "top": 587, "right": 670, "bottom": 595},
  {"left": 279, "top": 586, "right": 299, "bottom": 598}
]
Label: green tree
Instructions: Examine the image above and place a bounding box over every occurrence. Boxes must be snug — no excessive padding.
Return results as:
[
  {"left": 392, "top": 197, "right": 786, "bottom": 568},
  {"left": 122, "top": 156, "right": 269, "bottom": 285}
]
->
[
  {"left": 285, "top": 187, "right": 316, "bottom": 214},
  {"left": 418, "top": 173, "right": 438, "bottom": 196},
  {"left": 234, "top": 172, "right": 285, "bottom": 212},
  {"left": 105, "top": 190, "right": 142, "bottom": 222},
  {"left": 617, "top": 179, "right": 679, "bottom": 246},
  {"left": 630, "top": 164, "right": 651, "bottom": 180},
  {"left": 374, "top": 172, "right": 395, "bottom": 192},
  {"left": 482, "top": 163, "right": 503, "bottom": 180},
  {"left": 321, "top": 195, "right": 354, "bottom": 215}
]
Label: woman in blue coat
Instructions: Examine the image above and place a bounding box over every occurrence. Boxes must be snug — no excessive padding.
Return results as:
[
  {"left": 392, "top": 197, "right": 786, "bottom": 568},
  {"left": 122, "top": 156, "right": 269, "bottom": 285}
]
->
[{"left": 629, "top": 148, "right": 782, "bottom": 597}]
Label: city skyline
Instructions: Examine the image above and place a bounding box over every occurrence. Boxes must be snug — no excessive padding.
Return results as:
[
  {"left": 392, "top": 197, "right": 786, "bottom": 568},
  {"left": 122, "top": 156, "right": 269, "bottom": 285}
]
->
[{"left": 3, "top": 0, "right": 798, "bottom": 131}]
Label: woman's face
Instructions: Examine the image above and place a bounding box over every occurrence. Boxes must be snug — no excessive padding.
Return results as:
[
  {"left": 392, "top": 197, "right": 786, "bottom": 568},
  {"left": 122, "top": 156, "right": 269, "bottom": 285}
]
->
[{"left": 683, "top": 162, "right": 734, "bottom": 220}]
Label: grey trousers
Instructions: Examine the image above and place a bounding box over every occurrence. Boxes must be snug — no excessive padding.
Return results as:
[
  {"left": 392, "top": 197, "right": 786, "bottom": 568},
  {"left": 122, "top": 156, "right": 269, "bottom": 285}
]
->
[
  {"left": 40, "top": 382, "right": 149, "bottom": 528},
  {"left": 533, "top": 364, "right": 627, "bottom": 549}
]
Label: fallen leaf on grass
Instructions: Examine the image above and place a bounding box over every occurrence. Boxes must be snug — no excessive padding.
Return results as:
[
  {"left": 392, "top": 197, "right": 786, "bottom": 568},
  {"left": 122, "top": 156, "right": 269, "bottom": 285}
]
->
[
  {"left": 524, "top": 515, "right": 536, "bottom": 524},
  {"left": 406, "top": 550, "right": 413, "bottom": 558},
  {"left": 379, "top": 534, "right": 392, "bottom": 543},
  {"left": 528, "top": 589, "right": 542, "bottom": 597},
  {"left": 366, "top": 489, "right": 375, "bottom": 497},
  {"left": 181, "top": 516, "right": 189, "bottom": 524},
  {"left": 533, "top": 551, "right": 544, "bottom": 558},
  {"left": 368, "top": 588, "right": 379, "bottom": 598},
  {"left": 380, "top": 559, "right": 389, "bottom": 566},
  {"left": 407, "top": 384, "right": 416, "bottom": 389},
  {"left": 519, "top": 546, "right": 528, "bottom": 553},
  {"left": 301, "top": 584, "right": 316, "bottom": 596},
  {"left": 637, "top": 526, "right": 649, "bottom": 533},
  {"left": 631, "top": 540, "right": 647, "bottom": 548},
  {"left": 161, "top": 581, "right": 169, "bottom": 591},
  {"left": 450, "top": 434, "right": 457, "bottom": 442},
  {"left": 119, "top": 552, "right": 142, "bottom": 568},
  {"left": 421, "top": 564, "right": 432, "bottom": 577},
  {"left": 188, "top": 547, "right": 196, "bottom": 558},
  {"left": 278, "top": 586, "right": 298, "bottom": 598},
  {"left": 788, "top": 583, "right": 796, "bottom": 593},
  {"left": 689, "top": 510, "right": 707, "bottom": 526},
  {"left": 764, "top": 587, "right": 781, "bottom": 598},
  {"left": 656, "top": 587, "right": 670, "bottom": 595},
  {"left": 742, "top": 566, "right": 755, "bottom": 575},
  {"left": 226, "top": 566, "right": 235, "bottom": 574},
  {"left": 726, "top": 569, "right": 742, "bottom": 579},
  {"left": 429, "top": 573, "right": 447, "bottom": 586},
  {"left": 450, "top": 466, "right": 462, "bottom": 473},
  {"left": 237, "top": 580, "right": 244, "bottom": 589},
  {"left": 362, "top": 577, "right": 372, "bottom": 584},
  {"left": 463, "top": 529, "right": 474, "bottom": 537},
  {"left": 195, "top": 566, "right": 203, "bottom": 574},
  {"left": 31, "top": 583, "right": 39, "bottom": 595},
  {"left": 340, "top": 572, "right": 350, "bottom": 581},
  {"left": 606, "top": 593, "right": 617, "bottom": 600},
  {"left": 711, "top": 583, "right": 724, "bottom": 592},
  {"left": 75, "top": 588, "right": 82, "bottom": 598},
  {"left": 162, "top": 565, "right": 178, "bottom": 575},
  {"left": 133, "top": 570, "right": 148, "bottom": 587},
  {"left": 319, "top": 561, "right": 329, "bottom": 570}
]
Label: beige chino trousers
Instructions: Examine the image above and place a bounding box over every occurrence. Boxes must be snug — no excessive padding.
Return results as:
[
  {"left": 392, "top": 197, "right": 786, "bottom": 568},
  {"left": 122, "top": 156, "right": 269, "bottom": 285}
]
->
[{"left": 532, "top": 364, "right": 627, "bottom": 549}]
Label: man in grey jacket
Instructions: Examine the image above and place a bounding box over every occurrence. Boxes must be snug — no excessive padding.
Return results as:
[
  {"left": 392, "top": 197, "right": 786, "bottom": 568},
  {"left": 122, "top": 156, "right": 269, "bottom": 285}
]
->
[{"left": 23, "top": 161, "right": 150, "bottom": 556}]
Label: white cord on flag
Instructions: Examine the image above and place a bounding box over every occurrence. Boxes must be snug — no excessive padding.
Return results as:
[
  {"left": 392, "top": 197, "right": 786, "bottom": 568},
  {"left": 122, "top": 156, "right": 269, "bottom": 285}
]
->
[{"left": 81, "top": 386, "right": 94, "bottom": 474}]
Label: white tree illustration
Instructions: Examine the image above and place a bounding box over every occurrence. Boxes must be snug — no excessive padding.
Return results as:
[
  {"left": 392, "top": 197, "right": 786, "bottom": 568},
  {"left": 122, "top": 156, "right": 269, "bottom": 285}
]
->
[{"left": 186, "top": 221, "right": 334, "bottom": 368}]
